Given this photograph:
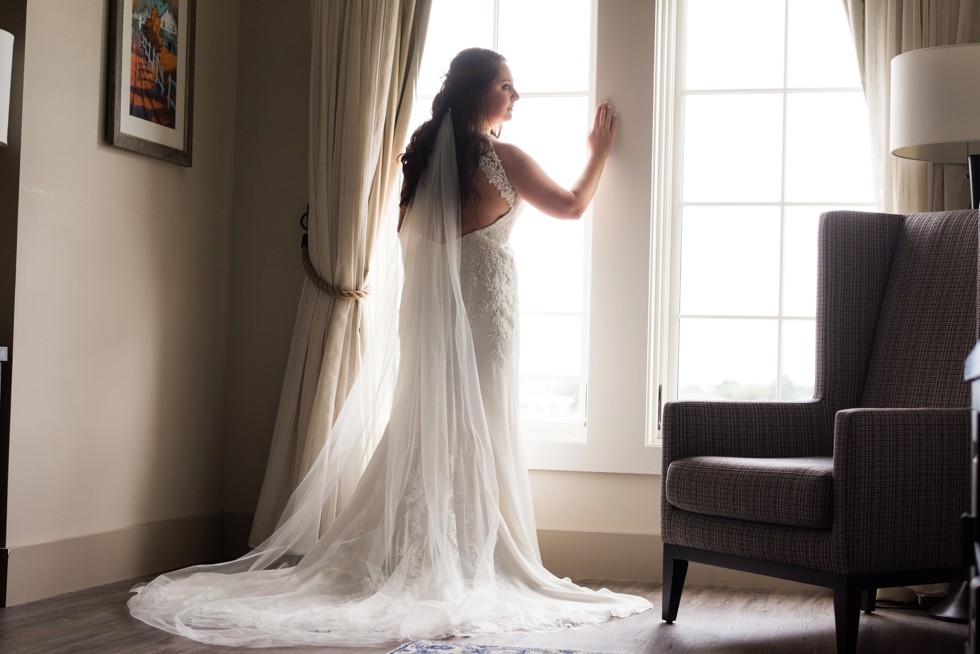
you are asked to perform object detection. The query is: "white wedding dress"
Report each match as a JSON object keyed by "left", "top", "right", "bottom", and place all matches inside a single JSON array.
[{"left": 129, "top": 115, "right": 652, "bottom": 647}]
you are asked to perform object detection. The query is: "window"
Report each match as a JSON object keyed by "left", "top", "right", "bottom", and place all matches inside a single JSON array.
[
  {"left": 414, "top": 0, "right": 594, "bottom": 436},
  {"left": 660, "top": 0, "right": 874, "bottom": 408},
  {"left": 413, "top": 0, "right": 871, "bottom": 475},
  {"left": 415, "top": 0, "right": 660, "bottom": 473}
]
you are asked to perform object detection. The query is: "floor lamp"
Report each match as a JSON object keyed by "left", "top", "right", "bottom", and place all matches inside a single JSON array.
[
  {"left": 890, "top": 43, "right": 980, "bottom": 210},
  {"left": 890, "top": 43, "right": 980, "bottom": 624}
]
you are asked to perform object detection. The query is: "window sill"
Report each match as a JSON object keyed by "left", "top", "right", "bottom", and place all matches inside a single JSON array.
[{"left": 524, "top": 439, "right": 662, "bottom": 475}]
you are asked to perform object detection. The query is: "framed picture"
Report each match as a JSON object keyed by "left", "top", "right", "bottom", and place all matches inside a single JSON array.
[{"left": 106, "top": 0, "right": 196, "bottom": 166}]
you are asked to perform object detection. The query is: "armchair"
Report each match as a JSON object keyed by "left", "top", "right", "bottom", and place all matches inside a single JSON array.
[{"left": 661, "top": 209, "right": 977, "bottom": 654}]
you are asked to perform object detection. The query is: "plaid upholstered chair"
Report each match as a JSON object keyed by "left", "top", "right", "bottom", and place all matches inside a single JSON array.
[{"left": 661, "top": 209, "right": 977, "bottom": 654}]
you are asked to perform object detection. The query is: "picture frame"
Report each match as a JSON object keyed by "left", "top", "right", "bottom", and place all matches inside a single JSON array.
[{"left": 106, "top": 0, "right": 196, "bottom": 166}]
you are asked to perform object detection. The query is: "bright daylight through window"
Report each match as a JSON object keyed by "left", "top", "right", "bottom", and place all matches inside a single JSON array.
[
  {"left": 412, "top": 0, "right": 594, "bottom": 434},
  {"left": 410, "top": 0, "right": 872, "bottom": 473},
  {"left": 667, "top": 0, "right": 874, "bottom": 405}
]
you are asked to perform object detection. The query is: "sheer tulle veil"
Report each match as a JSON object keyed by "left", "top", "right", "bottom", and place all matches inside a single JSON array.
[
  {"left": 128, "top": 112, "right": 651, "bottom": 647},
  {"left": 128, "top": 113, "right": 504, "bottom": 645}
]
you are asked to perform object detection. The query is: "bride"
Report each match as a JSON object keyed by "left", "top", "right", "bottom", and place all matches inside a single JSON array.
[{"left": 129, "top": 47, "right": 652, "bottom": 648}]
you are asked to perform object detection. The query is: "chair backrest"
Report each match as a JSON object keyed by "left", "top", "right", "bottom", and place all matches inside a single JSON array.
[
  {"left": 860, "top": 210, "right": 978, "bottom": 408},
  {"left": 815, "top": 211, "right": 905, "bottom": 411}
]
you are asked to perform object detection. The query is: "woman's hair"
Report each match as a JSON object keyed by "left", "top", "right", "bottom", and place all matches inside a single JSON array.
[{"left": 399, "top": 48, "right": 506, "bottom": 210}]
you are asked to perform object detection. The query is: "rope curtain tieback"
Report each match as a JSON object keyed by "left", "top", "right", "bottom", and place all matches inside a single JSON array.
[
  {"left": 298, "top": 206, "right": 370, "bottom": 301},
  {"left": 301, "top": 244, "right": 371, "bottom": 300}
]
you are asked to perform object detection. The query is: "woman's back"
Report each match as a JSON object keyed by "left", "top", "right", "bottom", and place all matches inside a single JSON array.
[{"left": 461, "top": 140, "right": 513, "bottom": 235}]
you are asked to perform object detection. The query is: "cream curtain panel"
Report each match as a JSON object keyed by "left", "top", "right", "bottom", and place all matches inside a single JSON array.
[
  {"left": 844, "top": 0, "right": 977, "bottom": 213},
  {"left": 249, "top": 0, "right": 431, "bottom": 546}
]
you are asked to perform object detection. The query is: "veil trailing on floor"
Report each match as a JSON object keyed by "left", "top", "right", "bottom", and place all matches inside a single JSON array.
[
  {"left": 128, "top": 114, "right": 504, "bottom": 646},
  {"left": 128, "top": 113, "right": 651, "bottom": 647}
]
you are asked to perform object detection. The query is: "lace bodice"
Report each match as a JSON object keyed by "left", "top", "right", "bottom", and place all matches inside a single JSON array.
[{"left": 461, "top": 141, "right": 523, "bottom": 365}]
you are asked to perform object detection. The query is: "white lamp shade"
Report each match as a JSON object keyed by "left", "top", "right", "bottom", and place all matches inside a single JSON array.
[
  {"left": 0, "top": 29, "right": 12, "bottom": 148},
  {"left": 890, "top": 43, "right": 980, "bottom": 162}
]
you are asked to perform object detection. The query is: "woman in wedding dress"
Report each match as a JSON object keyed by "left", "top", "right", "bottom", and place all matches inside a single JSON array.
[{"left": 128, "top": 47, "right": 652, "bottom": 648}]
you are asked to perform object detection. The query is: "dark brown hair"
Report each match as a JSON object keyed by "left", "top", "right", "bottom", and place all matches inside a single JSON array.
[{"left": 399, "top": 48, "right": 506, "bottom": 210}]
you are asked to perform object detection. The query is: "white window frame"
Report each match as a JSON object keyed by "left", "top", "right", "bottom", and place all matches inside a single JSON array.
[
  {"left": 512, "top": 2, "right": 596, "bottom": 442},
  {"left": 524, "top": 0, "right": 664, "bottom": 474},
  {"left": 533, "top": 0, "right": 873, "bottom": 474}
]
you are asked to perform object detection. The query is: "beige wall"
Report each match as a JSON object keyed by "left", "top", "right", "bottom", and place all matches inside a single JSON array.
[{"left": 5, "top": 0, "right": 239, "bottom": 603}]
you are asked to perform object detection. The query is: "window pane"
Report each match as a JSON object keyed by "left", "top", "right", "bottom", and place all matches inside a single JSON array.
[
  {"left": 506, "top": 97, "right": 590, "bottom": 427},
  {"left": 670, "top": 0, "right": 874, "bottom": 408},
  {"left": 685, "top": 0, "right": 785, "bottom": 90},
  {"left": 520, "top": 314, "right": 583, "bottom": 422},
  {"left": 513, "top": 215, "right": 584, "bottom": 314},
  {"left": 498, "top": 0, "right": 591, "bottom": 92},
  {"left": 417, "top": 0, "right": 494, "bottom": 96},
  {"left": 508, "top": 97, "right": 589, "bottom": 316},
  {"left": 505, "top": 96, "right": 590, "bottom": 188},
  {"left": 416, "top": 1, "right": 592, "bottom": 439},
  {"left": 682, "top": 94, "right": 783, "bottom": 202},
  {"left": 781, "top": 319, "right": 815, "bottom": 401},
  {"left": 677, "top": 318, "right": 778, "bottom": 400},
  {"left": 786, "top": 0, "right": 861, "bottom": 89},
  {"left": 679, "top": 206, "right": 781, "bottom": 316},
  {"left": 784, "top": 92, "right": 874, "bottom": 203},
  {"left": 782, "top": 207, "right": 819, "bottom": 318}
]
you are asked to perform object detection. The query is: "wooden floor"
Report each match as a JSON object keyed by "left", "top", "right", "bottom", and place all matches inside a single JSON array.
[{"left": 0, "top": 577, "right": 968, "bottom": 653}]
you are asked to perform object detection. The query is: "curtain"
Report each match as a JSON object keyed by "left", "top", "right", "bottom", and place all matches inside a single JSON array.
[
  {"left": 249, "top": 0, "right": 432, "bottom": 546},
  {"left": 844, "top": 0, "right": 977, "bottom": 213}
]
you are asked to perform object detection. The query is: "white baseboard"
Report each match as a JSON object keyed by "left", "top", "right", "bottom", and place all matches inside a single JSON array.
[
  {"left": 5, "top": 514, "right": 222, "bottom": 606},
  {"left": 537, "top": 529, "right": 815, "bottom": 592}
]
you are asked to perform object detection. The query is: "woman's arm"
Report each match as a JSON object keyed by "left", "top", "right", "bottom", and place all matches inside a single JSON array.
[{"left": 494, "top": 101, "right": 618, "bottom": 220}]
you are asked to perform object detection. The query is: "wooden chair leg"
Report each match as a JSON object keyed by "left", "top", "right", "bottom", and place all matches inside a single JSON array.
[
  {"left": 862, "top": 587, "right": 876, "bottom": 614},
  {"left": 662, "top": 545, "right": 689, "bottom": 624},
  {"left": 833, "top": 578, "right": 862, "bottom": 654}
]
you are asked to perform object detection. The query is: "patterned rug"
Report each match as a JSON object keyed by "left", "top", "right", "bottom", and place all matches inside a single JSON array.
[{"left": 387, "top": 642, "right": 597, "bottom": 654}]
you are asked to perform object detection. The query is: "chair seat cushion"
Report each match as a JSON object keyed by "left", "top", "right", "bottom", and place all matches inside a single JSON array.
[{"left": 665, "top": 456, "right": 834, "bottom": 529}]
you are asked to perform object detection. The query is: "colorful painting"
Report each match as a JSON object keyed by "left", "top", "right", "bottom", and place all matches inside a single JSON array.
[
  {"left": 128, "top": 0, "right": 181, "bottom": 128},
  {"left": 106, "top": 0, "right": 196, "bottom": 165}
]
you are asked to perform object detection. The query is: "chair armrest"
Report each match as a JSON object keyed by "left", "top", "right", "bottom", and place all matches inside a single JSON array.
[
  {"left": 832, "top": 407, "right": 970, "bottom": 572},
  {"left": 662, "top": 399, "right": 833, "bottom": 469}
]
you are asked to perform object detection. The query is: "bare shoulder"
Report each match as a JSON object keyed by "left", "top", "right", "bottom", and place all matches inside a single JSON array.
[
  {"left": 485, "top": 140, "right": 542, "bottom": 189},
  {"left": 487, "top": 140, "right": 525, "bottom": 169}
]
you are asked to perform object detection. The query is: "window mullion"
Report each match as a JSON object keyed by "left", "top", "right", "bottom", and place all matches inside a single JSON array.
[{"left": 776, "top": 0, "right": 790, "bottom": 400}]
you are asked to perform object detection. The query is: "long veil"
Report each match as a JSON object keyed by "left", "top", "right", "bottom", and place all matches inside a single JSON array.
[
  {"left": 128, "top": 114, "right": 503, "bottom": 646},
  {"left": 128, "top": 113, "right": 651, "bottom": 647}
]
